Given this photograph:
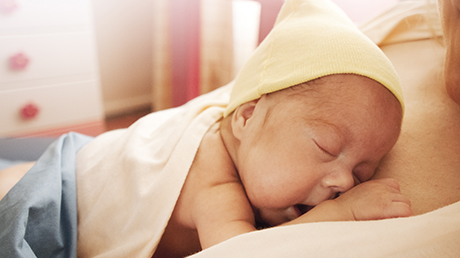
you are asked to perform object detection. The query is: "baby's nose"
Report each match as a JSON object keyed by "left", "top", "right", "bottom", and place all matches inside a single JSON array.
[{"left": 322, "top": 169, "right": 355, "bottom": 193}]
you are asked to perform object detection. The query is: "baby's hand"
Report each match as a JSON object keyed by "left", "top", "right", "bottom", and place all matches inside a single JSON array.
[{"left": 334, "top": 178, "right": 413, "bottom": 221}]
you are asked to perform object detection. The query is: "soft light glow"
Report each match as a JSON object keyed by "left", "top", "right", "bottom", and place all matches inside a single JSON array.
[{"left": 232, "top": 0, "right": 261, "bottom": 76}]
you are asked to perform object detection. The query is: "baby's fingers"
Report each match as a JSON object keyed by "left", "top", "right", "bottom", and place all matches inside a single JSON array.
[
  {"left": 382, "top": 197, "right": 413, "bottom": 218},
  {"left": 372, "top": 178, "right": 401, "bottom": 192},
  {"left": 377, "top": 180, "right": 413, "bottom": 218},
  {"left": 393, "top": 191, "right": 412, "bottom": 206}
]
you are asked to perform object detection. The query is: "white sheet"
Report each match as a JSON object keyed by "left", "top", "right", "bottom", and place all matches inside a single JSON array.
[{"left": 189, "top": 201, "right": 460, "bottom": 257}]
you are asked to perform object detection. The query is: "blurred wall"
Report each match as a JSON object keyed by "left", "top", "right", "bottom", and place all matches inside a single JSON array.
[
  {"left": 91, "top": 0, "right": 399, "bottom": 117},
  {"left": 91, "top": 0, "right": 153, "bottom": 117}
]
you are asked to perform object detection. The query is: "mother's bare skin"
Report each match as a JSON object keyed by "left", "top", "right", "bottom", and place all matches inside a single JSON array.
[{"left": 372, "top": 37, "right": 460, "bottom": 215}]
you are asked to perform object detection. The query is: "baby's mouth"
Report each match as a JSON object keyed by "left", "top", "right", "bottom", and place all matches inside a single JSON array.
[
  {"left": 255, "top": 205, "right": 314, "bottom": 228},
  {"left": 295, "top": 204, "right": 314, "bottom": 216}
]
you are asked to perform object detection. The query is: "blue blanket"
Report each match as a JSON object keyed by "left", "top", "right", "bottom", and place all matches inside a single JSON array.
[{"left": 0, "top": 133, "right": 93, "bottom": 258}]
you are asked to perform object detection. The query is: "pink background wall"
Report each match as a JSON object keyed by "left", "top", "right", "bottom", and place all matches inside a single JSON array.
[{"left": 257, "top": 0, "right": 400, "bottom": 45}]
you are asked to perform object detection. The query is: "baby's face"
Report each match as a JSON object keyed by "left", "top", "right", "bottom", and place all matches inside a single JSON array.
[{"left": 235, "top": 74, "right": 403, "bottom": 226}]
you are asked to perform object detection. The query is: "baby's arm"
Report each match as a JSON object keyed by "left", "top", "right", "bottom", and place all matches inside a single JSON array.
[
  {"left": 193, "top": 180, "right": 256, "bottom": 249},
  {"left": 188, "top": 123, "right": 256, "bottom": 249},
  {"left": 285, "top": 178, "right": 413, "bottom": 225}
]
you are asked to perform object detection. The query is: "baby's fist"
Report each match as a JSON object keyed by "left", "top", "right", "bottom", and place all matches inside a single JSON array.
[{"left": 335, "top": 178, "right": 413, "bottom": 221}]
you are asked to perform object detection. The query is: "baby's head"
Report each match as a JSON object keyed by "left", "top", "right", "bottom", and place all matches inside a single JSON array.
[{"left": 221, "top": 0, "right": 405, "bottom": 226}]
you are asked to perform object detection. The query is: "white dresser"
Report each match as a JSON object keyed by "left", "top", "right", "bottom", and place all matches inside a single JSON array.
[{"left": 0, "top": 0, "right": 104, "bottom": 137}]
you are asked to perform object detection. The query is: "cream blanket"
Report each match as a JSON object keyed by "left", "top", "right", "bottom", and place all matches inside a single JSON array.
[{"left": 76, "top": 84, "right": 230, "bottom": 257}]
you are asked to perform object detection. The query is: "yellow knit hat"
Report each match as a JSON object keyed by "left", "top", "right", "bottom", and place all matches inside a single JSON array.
[{"left": 224, "top": 0, "right": 404, "bottom": 117}]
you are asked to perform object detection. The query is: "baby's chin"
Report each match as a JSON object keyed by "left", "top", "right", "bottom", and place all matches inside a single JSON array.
[{"left": 255, "top": 205, "right": 314, "bottom": 228}]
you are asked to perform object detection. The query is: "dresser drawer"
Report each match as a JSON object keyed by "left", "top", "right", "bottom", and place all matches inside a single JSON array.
[
  {"left": 0, "top": 80, "right": 103, "bottom": 137},
  {"left": 0, "top": 0, "right": 92, "bottom": 34},
  {"left": 0, "top": 31, "right": 99, "bottom": 88}
]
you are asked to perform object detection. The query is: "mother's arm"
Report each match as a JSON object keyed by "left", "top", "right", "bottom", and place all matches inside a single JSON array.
[{"left": 440, "top": 0, "right": 460, "bottom": 105}]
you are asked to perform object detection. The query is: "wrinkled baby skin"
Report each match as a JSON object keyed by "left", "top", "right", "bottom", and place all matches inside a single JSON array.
[{"left": 225, "top": 74, "right": 410, "bottom": 226}]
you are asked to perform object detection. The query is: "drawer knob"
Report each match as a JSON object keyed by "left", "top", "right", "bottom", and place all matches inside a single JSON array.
[
  {"left": 20, "top": 103, "right": 40, "bottom": 120},
  {"left": 0, "top": 0, "right": 18, "bottom": 14},
  {"left": 9, "top": 53, "right": 29, "bottom": 70}
]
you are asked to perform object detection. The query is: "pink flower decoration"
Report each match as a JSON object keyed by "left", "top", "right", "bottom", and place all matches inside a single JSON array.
[
  {"left": 20, "top": 103, "right": 40, "bottom": 119},
  {"left": 9, "top": 53, "right": 29, "bottom": 70}
]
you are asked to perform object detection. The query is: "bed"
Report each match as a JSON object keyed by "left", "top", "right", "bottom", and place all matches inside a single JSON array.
[{"left": 0, "top": 137, "right": 57, "bottom": 170}]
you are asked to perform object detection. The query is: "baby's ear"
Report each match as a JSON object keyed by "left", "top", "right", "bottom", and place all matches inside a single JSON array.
[{"left": 232, "top": 100, "right": 257, "bottom": 140}]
